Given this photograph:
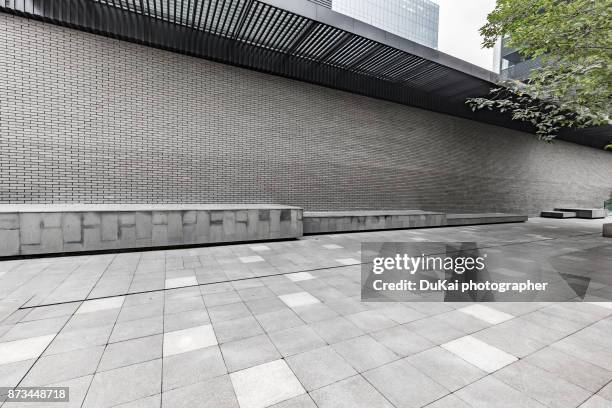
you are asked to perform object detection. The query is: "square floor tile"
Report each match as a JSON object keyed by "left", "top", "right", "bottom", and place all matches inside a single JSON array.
[
  {"left": 83, "top": 359, "right": 162, "bottom": 407},
  {"left": 98, "top": 334, "right": 162, "bottom": 372},
  {"left": 221, "top": 334, "right": 280, "bottom": 373},
  {"left": 255, "top": 309, "right": 303, "bottom": 333},
  {"left": 370, "top": 325, "right": 433, "bottom": 357},
  {"left": 278, "top": 292, "right": 320, "bottom": 308},
  {"left": 336, "top": 258, "right": 360, "bottom": 265},
  {"left": 22, "top": 345, "right": 104, "bottom": 386},
  {"left": 458, "top": 305, "right": 514, "bottom": 325},
  {"left": 163, "top": 324, "right": 217, "bottom": 357},
  {"left": 76, "top": 296, "right": 125, "bottom": 314},
  {"left": 310, "top": 375, "right": 394, "bottom": 408},
  {"left": 323, "top": 244, "right": 343, "bottom": 249},
  {"left": 230, "top": 360, "right": 305, "bottom": 408},
  {"left": 286, "top": 272, "right": 315, "bottom": 282},
  {"left": 239, "top": 256, "right": 265, "bottom": 264},
  {"left": 0, "top": 334, "right": 54, "bottom": 364},
  {"left": 310, "top": 316, "right": 365, "bottom": 344},
  {"left": 162, "top": 375, "right": 238, "bottom": 408},
  {"left": 286, "top": 346, "right": 356, "bottom": 391},
  {"left": 442, "top": 335, "right": 517, "bottom": 373},
  {"left": 213, "top": 316, "right": 263, "bottom": 344},
  {"left": 163, "top": 346, "right": 227, "bottom": 391},
  {"left": 332, "top": 335, "right": 398, "bottom": 372},
  {"left": 165, "top": 276, "right": 198, "bottom": 289},
  {"left": 363, "top": 358, "right": 449, "bottom": 408},
  {"left": 455, "top": 375, "right": 547, "bottom": 408},
  {"left": 269, "top": 325, "right": 326, "bottom": 357}
]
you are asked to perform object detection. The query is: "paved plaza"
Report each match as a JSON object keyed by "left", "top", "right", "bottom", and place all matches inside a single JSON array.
[{"left": 0, "top": 218, "right": 610, "bottom": 408}]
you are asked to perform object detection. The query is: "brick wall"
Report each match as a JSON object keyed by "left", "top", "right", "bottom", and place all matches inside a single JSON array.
[{"left": 1, "top": 14, "right": 611, "bottom": 215}]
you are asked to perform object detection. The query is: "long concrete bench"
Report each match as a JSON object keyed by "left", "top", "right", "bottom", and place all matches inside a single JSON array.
[
  {"left": 445, "top": 213, "right": 528, "bottom": 226},
  {"left": 303, "top": 210, "right": 446, "bottom": 234},
  {"left": 0, "top": 204, "right": 302, "bottom": 257},
  {"left": 554, "top": 208, "right": 607, "bottom": 219},
  {"left": 541, "top": 211, "right": 577, "bottom": 219}
]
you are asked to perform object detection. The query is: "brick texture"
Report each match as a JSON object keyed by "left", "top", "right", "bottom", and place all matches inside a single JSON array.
[{"left": 1, "top": 14, "right": 611, "bottom": 215}]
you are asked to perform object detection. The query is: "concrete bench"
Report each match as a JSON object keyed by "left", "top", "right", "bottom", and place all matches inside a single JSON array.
[
  {"left": 445, "top": 213, "right": 528, "bottom": 226},
  {"left": 554, "top": 208, "right": 607, "bottom": 219},
  {"left": 0, "top": 204, "right": 302, "bottom": 257},
  {"left": 604, "top": 224, "right": 612, "bottom": 238},
  {"left": 541, "top": 211, "right": 577, "bottom": 219},
  {"left": 303, "top": 210, "right": 446, "bottom": 234}
]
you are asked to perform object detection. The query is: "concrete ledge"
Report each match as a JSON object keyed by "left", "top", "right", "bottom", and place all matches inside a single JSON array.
[
  {"left": 0, "top": 204, "right": 303, "bottom": 257},
  {"left": 554, "top": 208, "right": 607, "bottom": 219},
  {"left": 446, "top": 213, "right": 528, "bottom": 226},
  {"left": 604, "top": 224, "right": 612, "bottom": 238},
  {"left": 541, "top": 211, "right": 577, "bottom": 219},
  {"left": 304, "top": 210, "right": 447, "bottom": 234}
]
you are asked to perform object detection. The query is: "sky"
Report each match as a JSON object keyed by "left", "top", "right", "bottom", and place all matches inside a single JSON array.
[{"left": 431, "top": 0, "right": 498, "bottom": 72}]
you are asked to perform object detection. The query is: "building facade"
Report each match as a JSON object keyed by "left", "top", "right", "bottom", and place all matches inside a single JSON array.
[
  {"left": 499, "top": 36, "right": 541, "bottom": 80},
  {"left": 1, "top": 11, "right": 610, "bottom": 216},
  {"left": 331, "top": 0, "right": 439, "bottom": 49}
]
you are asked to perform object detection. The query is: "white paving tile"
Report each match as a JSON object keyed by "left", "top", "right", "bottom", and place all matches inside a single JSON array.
[
  {"left": 165, "top": 276, "right": 198, "bottom": 289},
  {"left": 286, "top": 272, "right": 315, "bottom": 282},
  {"left": 0, "top": 334, "right": 55, "bottom": 364},
  {"left": 163, "top": 324, "right": 218, "bottom": 357},
  {"left": 230, "top": 359, "right": 305, "bottom": 408},
  {"left": 442, "top": 335, "right": 517, "bottom": 373},
  {"left": 240, "top": 256, "right": 265, "bottom": 264},
  {"left": 279, "top": 292, "right": 320, "bottom": 308},
  {"left": 459, "top": 305, "right": 514, "bottom": 325},
  {"left": 249, "top": 245, "right": 271, "bottom": 252},
  {"left": 76, "top": 296, "right": 125, "bottom": 314},
  {"left": 335, "top": 258, "right": 360, "bottom": 266},
  {"left": 323, "top": 244, "right": 343, "bottom": 249}
]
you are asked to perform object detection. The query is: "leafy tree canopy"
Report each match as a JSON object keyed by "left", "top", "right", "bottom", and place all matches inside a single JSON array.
[{"left": 467, "top": 0, "right": 611, "bottom": 143}]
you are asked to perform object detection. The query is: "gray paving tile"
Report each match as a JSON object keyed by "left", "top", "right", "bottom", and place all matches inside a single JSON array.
[
  {"left": 404, "top": 317, "right": 466, "bottom": 345},
  {"left": 4, "top": 374, "right": 94, "bottom": 408},
  {"left": 83, "top": 359, "right": 162, "bottom": 407},
  {"left": 425, "top": 394, "right": 473, "bottom": 408},
  {"left": 286, "top": 345, "right": 356, "bottom": 391},
  {"left": 230, "top": 360, "right": 305, "bottom": 408},
  {"left": 45, "top": 325, "right": 113, "bottom": 355},
  {"left": 162, "top": 374, "right": 238, "bottom": 408},
  {"left": 220, "top": 334, "right": 281, "bottom": 373},
  {"left": 208, "top": 302, "right": 252, "bottom": 323},
  {"left": 98, "top": 334, "right": 162, "bottom": 372},
  {"left": 374, "top": 304, "right": 426, "bottom": 324},
  {"left": 310, "top": 375, "right": 394, "bottom": 408},
  {"left": 455, "top": 375, "right": 547, "bottom": 408},
  {"left": 310, "top": 316, "right": 365, "bottom": 344},
  {"left": 213, "top": 316, "right": 263, "bottom": 344},
  {"left": 114, "top": 394, "right": 160, "bottom": 408},
  {"left": 110, "top": 316, "right": 163, "bottom": 343},
  {"left": 597, "top": 381, "right": 612, "bottom": 401},
  {"left": 255, "top": 309, "right": 303, "bottom": 333},
  {"left": 370, "top": 325, "right": 434, "bottom": 357},
  {"left": 525, "top": 346, "right": 612, "bottom": 392},
  {"left": 21, "top": 345, "right": 104, "bottom": 386},
  {"left": 332, "top": 335, "right": 398, "bottom": 372},
  {"left": 279, "top": 292, "right": 321, "bottom": 308},
  {"left": 292, "top": 303, "right": 339, "bottom": 323},
  {"left": 0, "top": 358, "right": 36, "bottom": 388},
  {"left": 345, "top": 310, "right": 397, "bottom": 333},
  {"left": 163, "top": 309, "right": 210, "bottom": 332},
  {"left": 364, "top": 358, "right": 449, "bottom": 408},
  {"left": 494, "top": 360, "right": 593, "bottom": 408},
  {"left": 268, "top": 325, "right": 326, "bottom": 357},
  {"left": 162, "top": 346, "right": 227, "bottom": 391},
  {"left": 76, "top": 296, "right": 125, "bottom": 314},
  {"left": 406, "top": 347, "right": 487, "bottom": 391},
  {"left": 580, "top": 395, "right": 612, "bottom": 408}
]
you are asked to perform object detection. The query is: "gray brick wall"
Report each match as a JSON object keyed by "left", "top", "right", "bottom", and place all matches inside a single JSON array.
[{"left": 1, "top": 14, "right": 611, "bottom": 215}]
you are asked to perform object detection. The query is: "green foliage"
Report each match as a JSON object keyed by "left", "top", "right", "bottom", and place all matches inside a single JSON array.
[
  {"left": 605, "top": 142, "right": 612, "bottom": 151},
  {"left": 467, "top": 0, "right": 611, "bottom": 143}
]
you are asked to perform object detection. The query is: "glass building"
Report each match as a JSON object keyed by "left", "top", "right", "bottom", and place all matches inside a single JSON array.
[
  {"left": 499, "top": 36, "right": 541, "bottom": 79},
  {"left": 331, "top": 0, "right": 439, "bottom": 49}
]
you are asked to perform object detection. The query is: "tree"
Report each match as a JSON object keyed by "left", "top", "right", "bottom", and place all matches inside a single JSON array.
[{"left": 467, "top": 0, "right": 611, "bottom": 143}]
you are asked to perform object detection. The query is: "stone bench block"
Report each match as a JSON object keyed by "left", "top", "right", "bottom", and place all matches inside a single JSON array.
[
  {"left": 554, "top": 208, "right": 607, "bottom": 219},
  {"left": 604, "top": 224, "right": 612, "bottom": 238},
  {"left": 541, "top": 211, "right": 576, "bottom": 219},
  {"left": 0, "top": 204, "right": 302, "bottom": 256}
]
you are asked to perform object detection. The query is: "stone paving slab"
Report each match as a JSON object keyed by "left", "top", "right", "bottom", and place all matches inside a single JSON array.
[{"left": 0, "top": 217, "right": 610, "bottom": 407}]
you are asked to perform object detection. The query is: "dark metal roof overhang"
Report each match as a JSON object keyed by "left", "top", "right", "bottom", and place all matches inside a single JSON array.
[{"left": 1, "top": 0, "right": 610, "bottom": 149}]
